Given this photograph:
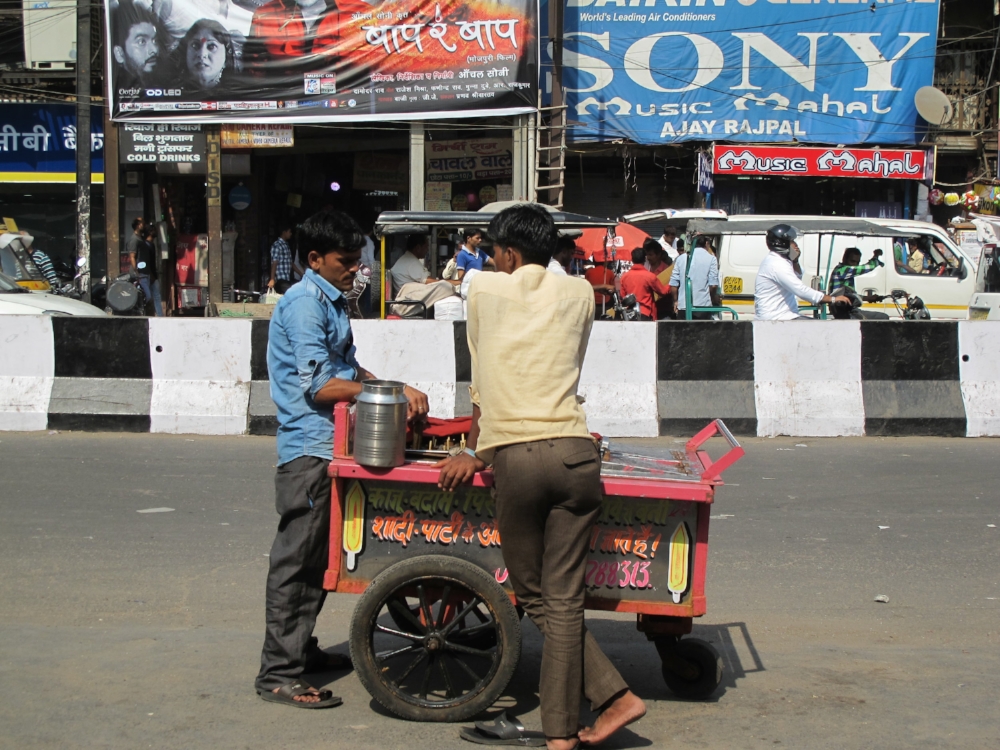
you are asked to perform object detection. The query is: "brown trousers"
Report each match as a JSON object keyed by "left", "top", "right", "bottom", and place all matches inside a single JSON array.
[{"left": 493, "top": 437, "right": 628, "bottom": 738}]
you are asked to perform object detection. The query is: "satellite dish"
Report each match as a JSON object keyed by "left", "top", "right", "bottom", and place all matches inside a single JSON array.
[{"left": 914, "top": 86, "right": 953, "bottom": 125}]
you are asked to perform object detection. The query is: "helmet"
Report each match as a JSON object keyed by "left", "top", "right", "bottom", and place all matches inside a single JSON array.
[{"left": 766, "top": 224, "right": 798, "bottom": 253}]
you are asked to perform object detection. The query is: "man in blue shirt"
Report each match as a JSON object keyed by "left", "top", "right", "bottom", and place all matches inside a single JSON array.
[
  {"left": 669, "top": 236, "right": 721, "bottom": 320},
  {"left": 256, "top": 210, "right": 428, "bottom": 709},
  {"left": 455, "top": 227, "right": 495, "bottom": 280}
]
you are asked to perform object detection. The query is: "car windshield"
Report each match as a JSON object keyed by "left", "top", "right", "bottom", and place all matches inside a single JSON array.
[{"left": 0, "top": 271, "right": 28, "bottom": 292}]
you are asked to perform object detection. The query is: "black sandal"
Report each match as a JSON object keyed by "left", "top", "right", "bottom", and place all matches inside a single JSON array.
[
  {"left": 459, "top": 712, "right": 546, "bottom": 746},
  {"left": 259, "top": 680, "right": 342, "bottom": 709}
]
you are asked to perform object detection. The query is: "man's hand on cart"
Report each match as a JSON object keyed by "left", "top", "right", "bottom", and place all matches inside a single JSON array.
[
  {"left": 434, "top": 452, "right": 486, "bottom": 492},
  {"left": 403, "top": 385, "right": 429, "bottom": 420}
]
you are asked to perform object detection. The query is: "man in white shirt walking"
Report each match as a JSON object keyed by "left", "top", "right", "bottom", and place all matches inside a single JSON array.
[
  {"left": 755, "top": 224, "right": 849, "bottom": 321},
  {"left": 670, "top": 236, "right": 720, "bottom": 320}
]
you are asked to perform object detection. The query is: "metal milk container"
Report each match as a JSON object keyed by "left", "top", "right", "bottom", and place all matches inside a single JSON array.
[{"left": 353, "top": 380, "right": 408, "bottom": 467}]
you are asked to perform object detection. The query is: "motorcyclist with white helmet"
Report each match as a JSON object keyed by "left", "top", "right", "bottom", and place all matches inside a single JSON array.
[{"left": 754, "top": 224, "right": 850, "bottom": 320}]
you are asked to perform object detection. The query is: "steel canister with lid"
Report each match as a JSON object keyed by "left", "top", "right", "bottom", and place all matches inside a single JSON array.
[{"left": 353, "top": 380, "right": 408, "bottom": 467}]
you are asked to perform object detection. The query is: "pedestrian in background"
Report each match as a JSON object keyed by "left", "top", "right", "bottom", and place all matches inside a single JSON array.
[
  {"left": 585, "top": 259, "right": 616, "bottom": 319},
  {"left": 658, "top": 226, "right": 678, "bottom": 260},
  {"left": 125, "top": 217, "right": 145, "bottom": 277},
  {"left": 139, "top": 226, "right": 164, "bottom": 317},
  {"left": 548, "top": 235, "right": 577, "bottom": 275},
  {"left": 268, "top": 224, "right": 302, "bottom": 294},
  {"left": 24, "top": 234, "right": 59, "bottom": 288},
  {"left": 670, "top": 236, "right": 720, "bottom": 320},
  {"left": 643, "top": 238, "right": 674, "bottom": 319},
  {"left": 620, "top": 247, "right": 670, "bottom": 320},
  {"left": 455, "top": 228, "right": 495, "bottom": 280}
]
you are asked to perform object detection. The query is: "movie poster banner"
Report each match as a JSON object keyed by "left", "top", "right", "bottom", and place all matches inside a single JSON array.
[
  {"left": 557, "top": 0, "right": 941, "bottom": 145},
  {"left": 104, "top": 0, "right": 537, "bottom": 123}
]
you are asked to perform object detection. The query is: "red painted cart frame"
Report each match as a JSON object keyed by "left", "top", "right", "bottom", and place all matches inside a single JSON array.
[{"left": 323, "top": 403, "right": 743, "bottom": 629}]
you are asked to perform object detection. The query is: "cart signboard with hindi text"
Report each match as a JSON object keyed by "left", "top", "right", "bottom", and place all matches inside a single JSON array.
[
  {"left": 336, "top": 479, "right": 697, "bottom": 609},
  {"left": 104, "top": 0, "right": 537, "bottom": 123}
]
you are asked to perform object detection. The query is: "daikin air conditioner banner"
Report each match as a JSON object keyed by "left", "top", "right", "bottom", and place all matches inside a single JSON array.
[{"left": 558, "top": 0, "right": 941, "bottom": 144}]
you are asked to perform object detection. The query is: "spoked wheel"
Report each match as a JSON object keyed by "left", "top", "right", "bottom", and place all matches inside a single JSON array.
[{"left": 350, "top": 555, "right": 521, "bottom": 722}]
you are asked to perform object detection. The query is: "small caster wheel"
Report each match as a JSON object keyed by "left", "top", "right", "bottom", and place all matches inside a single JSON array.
[{"left": 656, "top": 637, "right": 723, "bottom": 700}]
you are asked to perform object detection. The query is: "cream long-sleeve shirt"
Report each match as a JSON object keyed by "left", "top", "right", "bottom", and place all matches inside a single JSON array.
[{"left": 467, "top": 264, "right": 595, "bottom": 463}]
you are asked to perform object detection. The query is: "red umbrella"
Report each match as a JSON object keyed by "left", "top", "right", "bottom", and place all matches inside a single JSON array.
[{"left": 576, "top": 223, "right": 652, "bottom": 262}]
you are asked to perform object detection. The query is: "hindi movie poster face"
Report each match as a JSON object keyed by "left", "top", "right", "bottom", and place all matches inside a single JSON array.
[{"left": 105, "top": 0, "right": 538, "bottom": 122}]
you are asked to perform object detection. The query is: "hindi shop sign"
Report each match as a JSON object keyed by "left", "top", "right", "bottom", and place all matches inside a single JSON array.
[
  {"left": 0, "top": 104, "right": 105, "bottom": 182},
  {"left": 104, "top": 0, "right": 537, "bottom": 124},
  {"left": 120, "top": 124, "right": 206, "bottom": 168},
  {"left": 712, "top": 145, "right": 933, "bottom": 181},
  {"left": 221, "top": 124, "right": 294, "bottom": 148},
  {"left": 425, "top": 137, "right": 513, "bottom": 182},
  {"left": 556, "top": 0, "right": 941, "bottom": 145}
]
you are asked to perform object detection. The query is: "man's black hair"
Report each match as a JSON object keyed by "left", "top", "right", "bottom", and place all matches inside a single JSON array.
[
  {"left": 279, "top": 223, "right": 294, "bottom": 235},
  {"left": 695, "top": 235, "right": 711, "bottom": 249},
  {"left": 406, "top": 233, "right": 428, "bottom": 251},
  {"left": 630, "top": 247, "right": 646, "bottom": 265},
  {"left": 487, "top": 203, "right": 556, "bottom": 267},
  {"left": 556, "top": 234, "right": 576, "bottom": 253},
  {"left": 297, "top": 210, "right": 364, "bottom": 262},
  {"left": 842, "top": 247, "right": 862, "bottom": 263},
  {"left": 113, "top": 0, "right": 159, "bottom": 52},
  {"left": 662, "top": 225, "right": 677, "bottom": 236},
  {"left": 462, "top": 227, "right": 483, "bottom": 241},
  {"left": 132, "top": 217, "right": 144, "bottom": 230},
  {"left": 642, "top": 238, "right": 661, "bottom": 255}
]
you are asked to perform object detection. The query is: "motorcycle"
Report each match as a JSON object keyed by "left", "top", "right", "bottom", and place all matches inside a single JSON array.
[
  {"left": 105, "top": 262, "right": 147, "bottom": 315},
  {"left": 860, "top": 288, "right": 930, "bottom": 320},
  {"left": 601, "top": 291, "right": 641, "bottom": 321}
]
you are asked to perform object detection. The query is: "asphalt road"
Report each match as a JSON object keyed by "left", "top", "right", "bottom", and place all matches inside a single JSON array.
[{"left": 0, "top": 431, "right": 997, "bottom": 750}]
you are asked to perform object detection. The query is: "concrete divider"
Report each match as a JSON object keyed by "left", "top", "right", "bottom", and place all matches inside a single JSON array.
[
  {"left": 0, "top": 316, "right": 53, "bottom": 432},
  {"left": 753, "top": 320, "right": 865, "bottom": 437},
  {"left": 148, "top": 319, "right": 251, "bottom": 435},
  {"left": 657, "top": 321, "right": 756, "bottom": 437},
  {"left": 0, "top": 316, "right": 995, "bottom": 438},
  {"left": 580, "top": 321, "right": 658, "bottom": 438},
  {"left": 958, "top": 321, "right": 1000, "bottom": 437},
  {"left": 860, "top": 322, "right": 966, "bottom": 437}
]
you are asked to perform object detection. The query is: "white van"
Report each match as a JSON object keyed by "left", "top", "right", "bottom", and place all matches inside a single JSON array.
[{"left": 689, "top": 215, "right": 975, "bottom": 320}]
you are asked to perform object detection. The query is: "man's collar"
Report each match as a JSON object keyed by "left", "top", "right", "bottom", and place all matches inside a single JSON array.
[{"left": 304, "top": 268, "right": 345, "bottom": 302}]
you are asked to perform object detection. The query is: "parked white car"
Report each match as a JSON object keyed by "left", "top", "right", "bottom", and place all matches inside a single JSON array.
[{"left": 0, "top": 272, "right": 107, "bottom": 316}]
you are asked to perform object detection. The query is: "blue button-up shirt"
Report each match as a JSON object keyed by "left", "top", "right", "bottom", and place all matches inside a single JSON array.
[{"left": 268, "top": 269, "right": 360, "bottom": 465}]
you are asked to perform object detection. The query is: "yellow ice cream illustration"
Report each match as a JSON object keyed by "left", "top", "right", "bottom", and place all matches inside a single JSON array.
[
  {"left": 667, "top": 522, "right": 690, "bottom": 603},
  {"left": 343, "top": 481, "right": 366, "bottom": 571}
]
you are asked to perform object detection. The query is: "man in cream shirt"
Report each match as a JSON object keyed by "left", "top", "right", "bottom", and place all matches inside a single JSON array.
[{"left": 436, "top": 204, "right": 645, "bottom": 750}]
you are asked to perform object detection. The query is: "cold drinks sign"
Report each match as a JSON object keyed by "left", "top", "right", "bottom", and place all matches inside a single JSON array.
[{"left": 560, "top": 0, "right": 941, "bottom": 145}]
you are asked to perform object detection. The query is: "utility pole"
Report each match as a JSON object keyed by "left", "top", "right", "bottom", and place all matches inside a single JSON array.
[{"left": 76, "top": 0, "right": 91, "bottom": 302}]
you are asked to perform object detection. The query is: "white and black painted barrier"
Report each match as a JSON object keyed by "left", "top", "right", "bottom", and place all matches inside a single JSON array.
[{"left": 1, "top": 317, "right": 998, "bottom": 438}]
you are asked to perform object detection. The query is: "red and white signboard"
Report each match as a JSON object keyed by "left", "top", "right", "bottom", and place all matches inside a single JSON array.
[{"left": 712, "top": 145, "right": 932, "bottom": 181}]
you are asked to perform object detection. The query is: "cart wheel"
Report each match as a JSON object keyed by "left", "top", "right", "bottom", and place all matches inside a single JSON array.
[
  {"left": 656, "top": 637, "right": 723, "bottom": 700},
  {"left": 350, "top": 555, "right": 521, "bottom": 722},
  {"left": 388, "top": 596, "right": 523, "bottom": 652}
]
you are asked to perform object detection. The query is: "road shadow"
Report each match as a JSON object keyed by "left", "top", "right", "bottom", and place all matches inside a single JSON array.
[{"left": 681, "top": 621, "right": 766, "bottom": 701}]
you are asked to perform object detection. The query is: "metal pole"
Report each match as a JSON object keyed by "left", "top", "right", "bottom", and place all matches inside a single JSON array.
[
  {"left": 206, "top": 125, "right": 223, "bottom": 306},
  {"left": 75, "top": 0, "right": 91, "bottom": 302},
  {"left": 527, "top": 112, "right": 536, "bottom": 202},
  {"left": 103, "top": 108, "right": 119, "bottom": 290}
]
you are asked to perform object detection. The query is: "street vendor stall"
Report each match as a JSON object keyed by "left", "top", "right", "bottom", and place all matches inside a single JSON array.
[{"left": 325, "top": 412, "right": 743, "bottom": 720}]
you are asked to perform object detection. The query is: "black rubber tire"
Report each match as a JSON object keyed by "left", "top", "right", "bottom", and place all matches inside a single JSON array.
[
  {"left": 350, "top": 555, "right": 521, "bottom": 722},
  {"left": 659, "top": 637, "right": 723, "bottom": 700}
]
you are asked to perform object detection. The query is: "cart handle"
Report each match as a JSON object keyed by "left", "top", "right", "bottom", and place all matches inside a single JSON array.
[{"left": 686, "top": 419, "right": 745, "bottom": 482}]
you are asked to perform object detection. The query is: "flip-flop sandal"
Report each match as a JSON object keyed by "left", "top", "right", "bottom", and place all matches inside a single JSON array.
[
  {"left": 459, "top": 712, "right": 546, "bottom": 746},
  {"left": 259, "top": 680, "right": 343, "bottom": 709},
  {"left": 304, "top": 651, "right": 353, "bottom": 672}
]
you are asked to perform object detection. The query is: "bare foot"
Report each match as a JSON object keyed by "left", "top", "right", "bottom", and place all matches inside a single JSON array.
[
  {"left": 273, "top": 685, "right": 323, "bottom": 704},
  {"left": 546, "top": 737, "right": 579, "bottom": 750},
  {"left": 578, "top": 690, "right": 646, "bottom": 746}
]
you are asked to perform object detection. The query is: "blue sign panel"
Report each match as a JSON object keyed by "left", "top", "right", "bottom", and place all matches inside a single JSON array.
[
  {"left": 0, "top": 104, "right": 105, "bottom": 179},
  {"left": 556, "top": 0, "right": 941, "bottom": 145}
]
